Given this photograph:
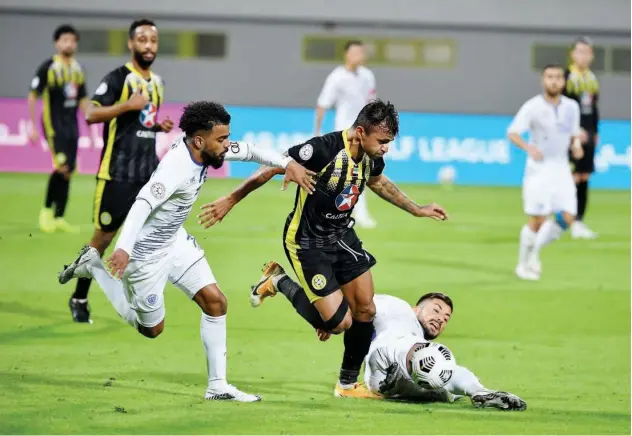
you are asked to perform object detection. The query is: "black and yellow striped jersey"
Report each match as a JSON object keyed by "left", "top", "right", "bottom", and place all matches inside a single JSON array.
[
  {"left": 284, "top": 130, "right": 385, "bottom": 249},
  {"left": 29, "top": 55, "right": 87, "bottom": 140},
  {"left": 564, "top": 65, "right": 599, "bottom": 133},
  {"left": 91, "top": 62, "right": 165, "bottom": 183}
]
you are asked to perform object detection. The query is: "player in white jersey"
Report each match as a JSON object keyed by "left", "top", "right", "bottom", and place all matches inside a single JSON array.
[
  {"left": 315, "top": 40, "right": 378, "bottom": 229},
  {"left": 57, "top": 101, "right": 316, "bottom": 402},
  {"left": 248, "top": 265, "right": 526, "bottom": 410},
  {"left": 508, "top": 64, "right": 584, "bottom": 281}
]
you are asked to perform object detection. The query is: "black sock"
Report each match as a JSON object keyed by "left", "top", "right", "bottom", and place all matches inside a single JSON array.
[
  {"left": 54, "top": 176, "right": 70, "bottom": 218},
  {"left": 44, "top": 172, "right": 62, "bottom": 209},
  {"left": 277, "top": 276, "right": 326, "bottom": 330},
  {"left": 576, "top": 180, "right": 588, "bottom": 221},
  {"left": 339, "top": 320, "right": 375, "bottom": 385},
  {"left": 72, "top": 277, "right": 92, "bottom": 300}
]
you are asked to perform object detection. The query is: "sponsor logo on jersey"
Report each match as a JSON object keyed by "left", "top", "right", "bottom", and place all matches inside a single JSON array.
[
  {"left": 335, "top": 184, "right": 360, "bottom": 211},
  {"left": 64, "top": 83, "right": 78, "bottom": 99},
  {"left": 136, "top": 130, "right": 156, "bottom": 139},
  {"left": 325, "top": 212, "right": 349, "bottom": 220},
  {"left": 140, "top": 102, "right": 157, "bottom": 128}
]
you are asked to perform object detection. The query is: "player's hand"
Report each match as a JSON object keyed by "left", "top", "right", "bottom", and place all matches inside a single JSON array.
[
  {"left": 579, "top": 128, "right": 590, "bottom": 144},
  {"left": 158, "top": 116, "right": 174, "bottom": 133},
  {"left": 571, "top": 144, "right": 584, "bottom": 160},
  {"left": 526, "top": 145, "right": 543, "bottom": 161},
  {"left": 198, "top": 196, "right": 236, "bottom": 228},
  {"left": 416, "top": 203, "right": 448, "bottom": 221},
  {"left": 378, "top": 362, "right": 400, "bottom": 395},
  {"left": 126, "top": 90, "right": 149, "bottom": 111},
  {"left": 281, "top": 160, "right": 317, "bottom": 194},
  {"left": 107, "top": 249, "right": 130, "bottom": 279},
  {"left": 315, "top": 328, "right": 331, "bottom": 342}
]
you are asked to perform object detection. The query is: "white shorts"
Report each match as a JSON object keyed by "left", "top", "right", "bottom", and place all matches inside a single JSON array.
[
  {"left": 122, "top": 230, "right": 216, "bottom": 327},
  {"left": 522, "top": 161, "right": 577, "bottom": 216}
]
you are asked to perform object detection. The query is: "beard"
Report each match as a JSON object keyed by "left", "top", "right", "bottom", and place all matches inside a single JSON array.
[
  {"left": 420, "top": 322, "right": 438, "bottom": 340},
  {"left": 133, "top": 50, "right": 156, "bottom": 69},
  {"left": 61, "top": 48, "right": 75, "bottom": 57},
  {"left": 201, "top": 149, "right": 225, "bottom": 169},
  {"left": 545, "top": 88, "right": 562, "bottom": 98}
]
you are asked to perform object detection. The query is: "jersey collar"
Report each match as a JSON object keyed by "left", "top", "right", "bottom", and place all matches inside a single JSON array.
[{"left": 126, "top": 61, "right": 152, "bottom": 81}]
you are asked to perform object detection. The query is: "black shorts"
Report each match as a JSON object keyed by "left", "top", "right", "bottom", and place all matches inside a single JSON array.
[
  {"left": 283, "top": 229, "right": 377, "bottom": 303},
  {"left": 93, "top": 179, "right": 145, "bottom": 232},
  {"left": 570, "top": 136, "right": 596, "bottom": 174},
  {"left": 47, "top": 134, "right": 78, "bottom": 171}
]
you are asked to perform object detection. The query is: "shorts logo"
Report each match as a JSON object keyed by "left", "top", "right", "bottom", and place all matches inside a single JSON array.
[
  {"left": 146, "top": 294, "right": 158, "bottom": 307},
  {"left": 335, "top": 185, "right": 360, "bottom": 211},
  {"left": 95, "top": 82, "right": 108, "bottom": 96},
  {"left": 150, "top": 182, "right": 166, "bottom": 200},
  {"left": 311, "top": 274, "right": 327, "bottom": 291},
  {"left": 100, "top": 212, "right": 112, "bottom": 226},
  {"left": 54, "top": 152, "right": 67, "bottom": 166},
  {"left": 139, "top": 103, "right": 157, "bottom": 128},
  {"left": 299, "top": 144, "right": 313, "bottom": 161}
]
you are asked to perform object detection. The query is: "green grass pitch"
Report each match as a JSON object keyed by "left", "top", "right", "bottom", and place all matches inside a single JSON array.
[{"left": 0, "top": 172, "right": 629, "bottom": 434}]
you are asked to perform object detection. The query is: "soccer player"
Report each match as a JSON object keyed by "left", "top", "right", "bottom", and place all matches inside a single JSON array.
[
  {"left": 508, "top": 64, "right": 584, "bottom": 281},
  {"left": 564, "top": 37, "right": 600, "bottom": 239},
  {"left": 199, "top": 100, "right": 448, "bottom": 397},
  {"left": 68, "top": 18, "right": 174, "bottom": 323},
  {"left": 58, "top": 101, "right": 315, "bottom": 401},
  {"left": 315, "top": 40, "right": 378, "bottom": 229},
  {"left": 29, "top": 24, "right": 89, "bottom": 234}
]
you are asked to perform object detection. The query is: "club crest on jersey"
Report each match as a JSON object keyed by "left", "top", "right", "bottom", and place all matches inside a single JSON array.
[
  {"left": 64, "top": 83, "right": 78, "bottom": 99},
  {"left": 150, "top": 182, "right": 166, "bottom": 199},
  {"left": 140, "top": 103, "right": 157, "bottom": 128},
  {"left": 299, "top": 144, "right": 313, "bottom": 160},
  {"left": 335, "top": 185, "right": 360, "bottom": 211}
]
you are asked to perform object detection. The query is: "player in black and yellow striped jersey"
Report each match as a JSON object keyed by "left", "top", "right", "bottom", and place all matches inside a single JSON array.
[
  {"left": 68, "top": 18, "right": 174, "bottom": 323},
  {"left": 563, "top": 37, "right": 600, "bottom": 239},
  {"left": 28, "top": 25, "right": 89, "bottom": 234},
  {"left": 200, "top": 100, "right": 449, "bottom": 397}
]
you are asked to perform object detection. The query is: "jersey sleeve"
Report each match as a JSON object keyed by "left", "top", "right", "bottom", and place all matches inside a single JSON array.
[
  {"left": 91, "top": 70, "right": 123, "bottom": 107},
  {"left": 224, "top": 141, "right": 292, "bottom": 168},
  {"left": 507, "top": 100, "right": 532, "bottom": 135},
  {"left": 316, "top": 70, "right": 340, "bottom": 109},
  {"left": 286, "top": 134, "right": 337, "bottom": 172},
  {"left": 571, "top": 100, "right": 581, "bottom": 137},
  {"left": 370, "top": 158, "right": 385, "bottom": 177},
  {"left": 78, "top": 67, "right": 88, "bottom": 100},
  {"left": 135, "top": 155, "right": 186, "bottom": 211},
  {"left": 29, "top": 60, "right": 51, "bottom": 96}
]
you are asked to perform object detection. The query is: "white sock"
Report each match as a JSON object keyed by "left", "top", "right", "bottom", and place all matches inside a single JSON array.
[
  {"left": 201, "top": 313, "right": 227, "bottom": 390},
  {"left": 87, "top": 262, "right": 137, "bottom": 327},
  {"left": 518, "top": 225, "right": 537, "bottom": 265},
  {"left": 354, "top": 194, "right": 371, "bottom": 220},
  {"left": 534, "top": 219, "right": 564, "bottom": 254},
  {"left": 445, "top": 365, "right": 486, "bottom": 397}
]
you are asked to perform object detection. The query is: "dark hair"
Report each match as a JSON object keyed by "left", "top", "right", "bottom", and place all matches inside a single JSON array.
[
  {"left": 573, "top": 36, "right": 594, "bottom": 48},
  {"left": 416, "top": 292, "right": 454, "bottom": 312},
  {"left": 352, "top": 99, "right": 399, "bottom": 137},
  {"left": 54, "top": 24, "right": 78, "bottom": 42},
  {"left": 542, "top": 63, "right": 565, "bottom": 73},
  {"left": 179, "top": 101, "right": 231, "bottom": 137},
  {"left": 344, "top": 40, "right": 364, "bottom": 52},
  {"left": 129, "top": 18, "right": 157, "bottom": 39}
]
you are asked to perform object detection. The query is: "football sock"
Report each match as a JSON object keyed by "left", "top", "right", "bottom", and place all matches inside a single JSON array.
[
  {"left": 276, "top": 276, "right": 326, "bottom": 330},
  {"left": 339, "top": 320, "right": 374, "bottom": 386},
  {"left": 201, "top": 313, "right": 228, "bottom": 390},
  {"left": 518, "top": 225, "right": 537, "bottom": 265}
]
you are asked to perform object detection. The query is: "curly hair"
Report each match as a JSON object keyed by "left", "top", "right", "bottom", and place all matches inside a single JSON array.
[{"left": 178, "top": 101, "right": 231, "bottom": 137}]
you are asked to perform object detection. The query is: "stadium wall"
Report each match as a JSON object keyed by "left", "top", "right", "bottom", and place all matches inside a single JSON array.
[
  {"left": 1, "top": 98, "right": 629, "bottom": 189},
  {"left": 0, "top": 13, "right": 629, "bottom": 119}
]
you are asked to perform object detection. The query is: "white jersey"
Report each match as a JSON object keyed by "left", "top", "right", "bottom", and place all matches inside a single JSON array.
[
  {"left": 507, "top": 94, "right": 581, "bottom": 164},
  {"left": 317, "top": 65, "right": 376, "bottom": 131},
  {"left": 130, "top": 137, "right": 286, "bottom": 261}
]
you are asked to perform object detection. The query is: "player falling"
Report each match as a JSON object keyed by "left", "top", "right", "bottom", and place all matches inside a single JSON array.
[
  {"left": 508, "top": 64, "right": 584, "bottom": 281},
  {"left": 29, "top": 25, "right": 90, "bottom": 234},
  {"left": 199, "top": 100, "right": 448, "bottom": 398},
  {"left": 58, "top": 101, "right": 315, "bottom": 401}
]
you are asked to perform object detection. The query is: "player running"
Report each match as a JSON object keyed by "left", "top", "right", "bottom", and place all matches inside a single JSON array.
[
  {"left": 248, "top": 268, "right": 526, "bottom": 410},
  {"left": 199, "top": 100, "right": 448, "bottom": 398},
  {"left": 58, "top": 101, "right": 315, "bottom": 402},
  {"left": 69, "top": 18, "right": 174, "bottom": 323},
  {"left": 508, "top": 64, "right": 583, "bottom": 281},
  {"left": 29, "top": 24, "right": 90, "bottom": 234}
]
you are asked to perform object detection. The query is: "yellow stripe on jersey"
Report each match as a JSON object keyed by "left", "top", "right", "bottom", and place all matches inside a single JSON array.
[
  {"left": 97, "top": 82, "right": 130, "bottom": 180},
  {"left": 284, "top": 189, "right": 321, "bottom": 302},
  {"left": 93, "top": 179, "right": 107, "bottom": 230}
]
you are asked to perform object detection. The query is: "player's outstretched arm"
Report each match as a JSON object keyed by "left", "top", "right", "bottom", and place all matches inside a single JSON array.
[
  {"left": 198, "top": 165, "right": 284, "bottom": 228},
  {"left": 367, "top": 174, "right": 448, "bottom": 220}
]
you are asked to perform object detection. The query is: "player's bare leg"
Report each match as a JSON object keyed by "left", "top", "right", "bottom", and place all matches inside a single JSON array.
[
  {"left": 69, "top": 229, "right": 116, "bottom": 323},
  {"left": 195, "top": 284, "right": 261, "bottom": 402}
]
